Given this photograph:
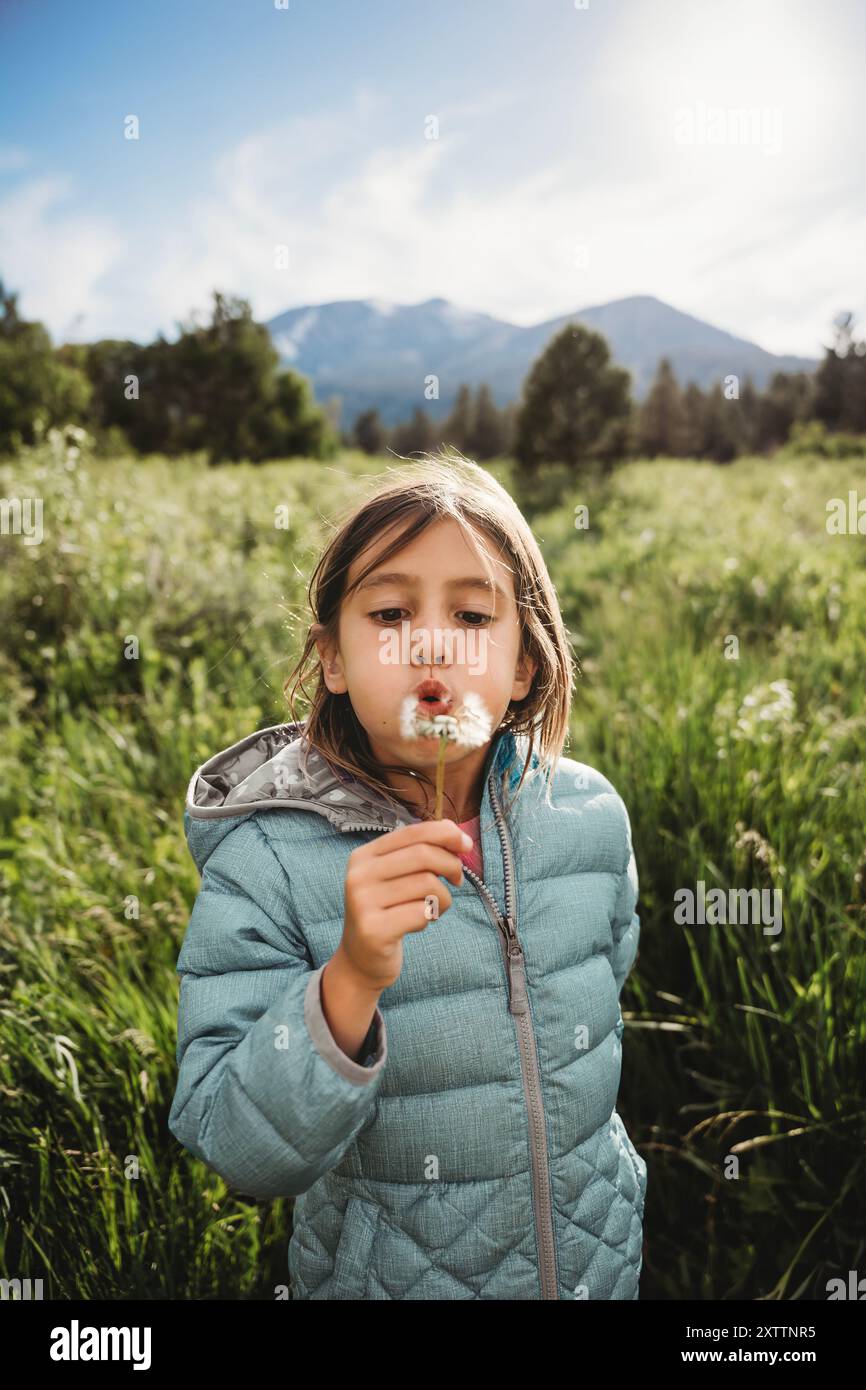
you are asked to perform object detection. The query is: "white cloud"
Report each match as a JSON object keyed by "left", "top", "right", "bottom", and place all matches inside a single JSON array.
[
  {"left": 0, "top": 172, "right": 124, "bottom": 340},
  {"left": 3, "top": 11, "right": 862, "bottom": 362},
  {"left": 125, "top": 66, "right": 858, "bottom": 358}
]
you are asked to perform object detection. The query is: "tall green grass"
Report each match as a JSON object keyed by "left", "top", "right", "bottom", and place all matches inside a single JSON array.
[{"left": 1, "top": 433, "right": 864, "bottom": 1298}]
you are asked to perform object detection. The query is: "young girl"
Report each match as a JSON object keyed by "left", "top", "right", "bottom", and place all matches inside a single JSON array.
[{"left": 169, "top": 450, "right": 646, "bottom": 1300}]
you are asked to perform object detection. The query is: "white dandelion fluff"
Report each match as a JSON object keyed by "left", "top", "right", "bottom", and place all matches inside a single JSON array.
[
  {"left": 400, "top": 690, "right": 493, "bottom": 818},
  {"left": 400, "top": 690, "right": 492, "bottom": 748}
]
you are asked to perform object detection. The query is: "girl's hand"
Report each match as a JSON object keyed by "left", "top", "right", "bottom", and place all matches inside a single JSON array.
[{"left": 339, "top": 819, "right": 473, "bottom": 994}]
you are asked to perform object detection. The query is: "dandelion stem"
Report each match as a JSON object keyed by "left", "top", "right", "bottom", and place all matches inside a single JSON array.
[{"left": 434, "top": 730, "right": 448, "bottom": 819}]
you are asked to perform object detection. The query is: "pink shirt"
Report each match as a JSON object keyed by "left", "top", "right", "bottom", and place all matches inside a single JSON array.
[{"left": 457, "top": 814, "right": 483, "bottom": 878}]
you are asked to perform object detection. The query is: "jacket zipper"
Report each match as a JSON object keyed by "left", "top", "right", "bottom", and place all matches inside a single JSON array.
[
  {"left": 460, "top": 769, "right": 560, "bottom": 1302},
  {"left": 340, "top": 768, "right": 560, "bottom": 1301}
]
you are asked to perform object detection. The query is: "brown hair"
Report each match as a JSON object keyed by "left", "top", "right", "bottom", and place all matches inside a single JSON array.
[{"left": 282, "top": 447, "right": 575, "bottom": 822}]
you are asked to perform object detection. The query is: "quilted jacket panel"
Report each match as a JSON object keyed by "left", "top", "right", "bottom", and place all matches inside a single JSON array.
[{"left": 168, "top": 722, "right": 646, "bottom": 1299}]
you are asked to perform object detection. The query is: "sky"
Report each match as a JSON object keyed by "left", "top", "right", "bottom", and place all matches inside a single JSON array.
[{"left": 1, "top": 0, "right": 864, "bottom": 358}]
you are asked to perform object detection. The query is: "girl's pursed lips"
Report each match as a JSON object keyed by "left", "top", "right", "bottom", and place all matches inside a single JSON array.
[{"left": 413, "top": 677, "right": 454, "bottom": 712}]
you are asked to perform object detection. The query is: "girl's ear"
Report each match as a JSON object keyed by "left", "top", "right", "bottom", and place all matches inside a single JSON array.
[
  {"left": 511, "top": 651, "right": 538, "bottom": 701},
  {"left": 323, "top": 662, "right": 347, "bottom": 694},
  {"left": 311, "top": 625, "right": 332, "bottom": 667},
  {"left": 312, "top": 631, "right": 347, "bottom": 695}
]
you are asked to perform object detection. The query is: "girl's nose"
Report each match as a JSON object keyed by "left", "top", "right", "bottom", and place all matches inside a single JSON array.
[
  {"left": 408, "top": 632, "right": 448, "bottom": 667},
  {"left": 409, "top": 651, "right": 446, "bottom": 666}
]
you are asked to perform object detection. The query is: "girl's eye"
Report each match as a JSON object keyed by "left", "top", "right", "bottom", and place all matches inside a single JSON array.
[
  {"left": 370, "top": 608, "right": 408, "bottom": 624},
  {"left": 369, "top": 609, "right": 493, "bottom": 626}
]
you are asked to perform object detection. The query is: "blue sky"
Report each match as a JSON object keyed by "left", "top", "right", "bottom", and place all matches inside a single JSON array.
[{"left": 2, "top": 0, "right": 864, "bottom": 356}]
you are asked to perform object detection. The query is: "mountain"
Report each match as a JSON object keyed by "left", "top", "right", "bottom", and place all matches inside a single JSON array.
[{"left": 264, "top": 294, "right": 817, "bottom": 429}]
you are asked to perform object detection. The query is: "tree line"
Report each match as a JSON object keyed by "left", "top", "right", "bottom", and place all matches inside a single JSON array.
[
  {"left": 1, "top": 274, "right": 863, "bottom": 468},
  {"left": 0, "top": 283, "right": 334, "bottom": 463},
  {"left": 371, "top": 313, "right": 866, "bottom": 469}
]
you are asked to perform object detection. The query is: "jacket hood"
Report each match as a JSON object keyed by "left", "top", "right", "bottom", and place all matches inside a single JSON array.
[{"left": 183, "top": 719, "right": 525, "bottom": 874}]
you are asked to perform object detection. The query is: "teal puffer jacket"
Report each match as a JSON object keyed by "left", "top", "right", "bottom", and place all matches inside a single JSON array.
[{"left": 169, "top": 721, "right": 646, "bottom": 1300}]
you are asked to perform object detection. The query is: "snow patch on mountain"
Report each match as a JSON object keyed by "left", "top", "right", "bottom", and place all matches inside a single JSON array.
[{"left": 273, "top": 308, "right": 320, "bottom": 360}]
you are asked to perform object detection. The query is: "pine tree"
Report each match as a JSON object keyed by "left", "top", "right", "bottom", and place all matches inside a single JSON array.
[
  {"left": 680, "top": 381, "right": 707, "bottom": 458},
  {"left": 637, "top": 357, "right": 686, "bottom": 457},
  {"left": 839, "top": 345, "right": 866, "bottom": 432},
  {"left": 353, "top": 408, "right": 387, "bottom": 455},
  {"left": 500, "top": 401, "right": 519, "bottom": 457},
  {"left": 467, "top": 384, "right": 506, "bottom": 460},
  {"left": 391, "top": 406, "right": 436, "bottom": 457},
  {"left": 754, "top": 371, "right": 812, "bottom": 450},
  {"left": 736, "top": 375, "right": 759, "bottom": 455},
  {"left": 441, "top": 384, "right": 474, "bottom": 453},
  {"left": 514, "top": 323, "right": 632, "bottom": 473},
  {"left": 815, "top": 312, "right": 866, "bottom": 433},
  {"left": 701, "top": 383, "right": 739, "bottom": 462}
]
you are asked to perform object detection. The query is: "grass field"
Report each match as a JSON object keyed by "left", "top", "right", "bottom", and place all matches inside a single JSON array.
[{"left": 1, "top": 433, "right": 864, "bottom": 1299}]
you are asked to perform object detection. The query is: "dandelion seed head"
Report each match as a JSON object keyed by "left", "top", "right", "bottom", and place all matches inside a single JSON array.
[{"left": 400, "top": 691, "right": 493, "bottom": 748}]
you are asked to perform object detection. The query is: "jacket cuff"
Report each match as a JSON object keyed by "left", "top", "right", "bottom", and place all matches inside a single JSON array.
[{"left": 304, "top": 964, "right": 387, "bottom": 1085}]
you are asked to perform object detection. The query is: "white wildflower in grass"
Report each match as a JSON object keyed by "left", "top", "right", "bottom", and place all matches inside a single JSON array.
[
  {"left": 400, "top": 691, "right": 493, "bottom": 817},
  {"left": 712, "top": 679, "right": 804, "bottom": 753},
  {"left": 737, "top": 679, "right": 798, "bottom": 742}
]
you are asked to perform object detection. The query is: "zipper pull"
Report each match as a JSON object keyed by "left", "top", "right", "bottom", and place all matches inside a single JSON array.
[{"left": 506, "top": 942, "right": 528, "bottom": 1015}]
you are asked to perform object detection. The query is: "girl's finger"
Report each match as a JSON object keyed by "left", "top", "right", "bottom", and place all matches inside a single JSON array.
[
  {"left": 372, "top": 843, "right": 465, "bottom": 886},
  {"left": 373, "top": 872, "right": 453, "bottom": 912},
  {"left": 369, "top": 818, "right": 472, "bottom": 858}
]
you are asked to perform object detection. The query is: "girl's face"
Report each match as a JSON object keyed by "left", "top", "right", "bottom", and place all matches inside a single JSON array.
[{"left": 316, "top": 516, "right": 537, "bottom": 779}]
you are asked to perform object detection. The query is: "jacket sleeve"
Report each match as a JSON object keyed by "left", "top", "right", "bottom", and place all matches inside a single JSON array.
[
  {"left": 168, "top": 817, "right": 388, "bottom": 1199},
  {"left": 610, "top": 803, "right": 640, "bottom": 999}
]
